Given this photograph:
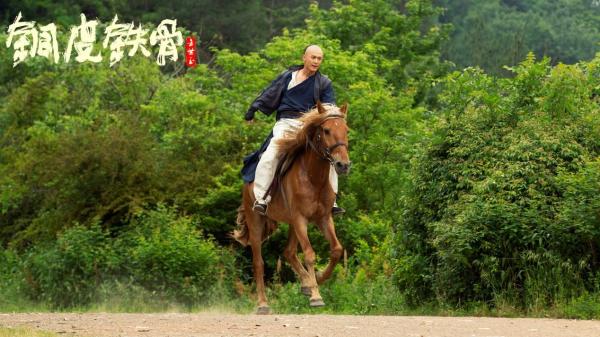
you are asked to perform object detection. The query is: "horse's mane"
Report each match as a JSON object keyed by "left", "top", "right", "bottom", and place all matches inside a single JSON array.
[
  {"left": 265, "top": 104, "right": 345, "bottom": 200},
  {"left": 276, "top": 103, "right": 345, "bottom": 158}
]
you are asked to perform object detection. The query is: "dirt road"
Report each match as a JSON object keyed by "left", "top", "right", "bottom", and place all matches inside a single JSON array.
[{"left": 0, "top": 312, "right": 599, "bottom": 337}]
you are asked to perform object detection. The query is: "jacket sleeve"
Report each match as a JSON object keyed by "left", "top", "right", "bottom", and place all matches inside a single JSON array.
[
  {"left": 245, "top": 70, "right": 289, "bottom": 120},
  {"left": 319, "top": 78, "right": 336, "bottom": 105}
]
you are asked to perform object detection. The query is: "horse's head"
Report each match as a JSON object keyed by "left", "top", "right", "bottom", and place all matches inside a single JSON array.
[{"left": 315, "top": 102, "right": 351, "bottom": 175}]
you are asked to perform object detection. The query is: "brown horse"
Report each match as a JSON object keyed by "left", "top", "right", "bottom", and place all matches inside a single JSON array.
[{"left": 233, "top": 102, "right": 350, "bottom": 314}]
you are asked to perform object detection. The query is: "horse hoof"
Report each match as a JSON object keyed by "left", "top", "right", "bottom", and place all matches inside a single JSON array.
[
  {"left": 300, "top": 286, "right": 312, "bottom": 297},
  {"left": 256, "top": 306, "right": 271, "bottom": 315},
  {"left": 310, "top": 298, "right": 325, "bottom": 307}
]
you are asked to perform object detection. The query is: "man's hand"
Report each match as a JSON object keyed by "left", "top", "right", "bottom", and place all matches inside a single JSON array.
[
  {"left": 244, "top": 108, "right": 256, "bottom": 123},
  {"left": 245, "top": 119, "right": 254, "bottom": 125}
]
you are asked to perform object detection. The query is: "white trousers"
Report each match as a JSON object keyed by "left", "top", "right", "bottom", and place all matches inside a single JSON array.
[{"left": 253, "top": 118, "right": 338, "bottom": 202}]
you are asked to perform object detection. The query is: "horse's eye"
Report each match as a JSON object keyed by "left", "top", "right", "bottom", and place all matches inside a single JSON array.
[{"left": 323, "top": 128, "right": 330, "bottom": 135}]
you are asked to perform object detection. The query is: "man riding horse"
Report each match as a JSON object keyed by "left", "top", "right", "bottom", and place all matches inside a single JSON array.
[
  {"left": 242, "top": 44, "right": 344, "bottom": 216},
  {"left": 235, "top": 101, "right": 350, "bottom": 314}
]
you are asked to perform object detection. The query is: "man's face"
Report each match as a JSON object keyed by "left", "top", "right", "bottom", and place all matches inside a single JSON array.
[{"left": 303, "top": 46, "right": 323, "bottom": 73}]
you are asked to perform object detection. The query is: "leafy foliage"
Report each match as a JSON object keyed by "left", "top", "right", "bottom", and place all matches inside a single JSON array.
[
  {"left": 22, "top": 223, "right": 116, "bottom": 307},
  {"left": 438, "top": 0, "right": 600, "bottom": 75},
  {"left": 119, "top": 205, "right": 231, "bottom": 305},
  {"left": 1, "top": 1, "right": 600, "bottom": 315},
  {"left": 395, "top": 54, "right": 600, "bottom": 307},
  {"left": 17, "top": 206, "right": 237, "bottom": 308}
]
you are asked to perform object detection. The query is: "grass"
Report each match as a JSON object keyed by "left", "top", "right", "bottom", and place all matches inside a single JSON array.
[
  {"left": 1, "top": 266, "right": 600, "bottom": 319},
  {"left": 268, "top": 270, "right": 407, "bottom": 315},
  {"left": 0, "top": 327, "right": 59, "bottom": 337},
  {"left": 0, "top": 278, "right": 256, "bottom": 314}
]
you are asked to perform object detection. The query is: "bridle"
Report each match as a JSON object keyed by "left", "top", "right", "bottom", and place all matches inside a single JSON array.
[{"left": 307, "top": 114, "right": 348, "bottom": 165}]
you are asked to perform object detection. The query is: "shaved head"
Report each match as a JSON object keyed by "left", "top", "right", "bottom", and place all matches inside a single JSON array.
[
  {"left": 302, "top": 44, "right": 324, "bottom": 74},
  {"left": 304, "top": 44, "right": 323, "bottom": 56}
]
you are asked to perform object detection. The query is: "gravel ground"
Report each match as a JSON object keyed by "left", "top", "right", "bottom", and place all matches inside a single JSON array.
[{"left": 1, "top": 312, "right": 599, "bottom": 337}]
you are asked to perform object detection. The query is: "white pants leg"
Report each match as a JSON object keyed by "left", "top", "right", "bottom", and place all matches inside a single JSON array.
[
  {"left": 253, "top": 118, "right": 339, "bottom": 202},
  {"left": 254, "top": 118, "right": 303, "bottom": 202}
]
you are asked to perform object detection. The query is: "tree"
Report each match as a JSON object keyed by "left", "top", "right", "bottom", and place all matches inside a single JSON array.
[
  {"left": 395, "top": 54, "right": 600, "bottom": 306},
  {"left": 438, "top": 0, "right": 600, "bottom": 75}
]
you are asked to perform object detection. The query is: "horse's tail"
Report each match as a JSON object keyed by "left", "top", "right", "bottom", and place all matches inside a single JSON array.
[
  {"left": 231, "top": 204, "right": 278, "bottom": 246},
  {"left": 231, "top": 205, "right": 249, "bottom": 247}
]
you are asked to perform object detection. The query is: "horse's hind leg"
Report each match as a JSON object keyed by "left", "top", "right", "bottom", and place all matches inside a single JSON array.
[
  {"left": 291, "top": 217, "right": 324, "bottom": 307},
  {"left": 316, "top": 215, "right": 343, "bottom": 285},
  {"left": 283, "top": 227, "right": 312, "bottom": 296},
  {"left": 245, "top": 204, "right": 270, "bottom": 314}
]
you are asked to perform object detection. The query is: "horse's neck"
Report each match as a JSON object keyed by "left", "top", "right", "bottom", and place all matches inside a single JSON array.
[{"left": 300, "top": 147, "right": 331, "bottom": 188}]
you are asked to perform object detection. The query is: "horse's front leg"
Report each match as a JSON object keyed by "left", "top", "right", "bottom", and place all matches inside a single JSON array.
[
  {"left": 316, "top": 215, "right": 343, "bottom": 285},
  {"left": 283, "top": 227, "right": 314, "bottom": 296},
  {"left": 291, "top": 217, "right": 324, "bottom": 307}
]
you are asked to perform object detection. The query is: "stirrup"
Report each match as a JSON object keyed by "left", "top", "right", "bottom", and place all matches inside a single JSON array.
[
  {"left": 332, "top": 205, "right": 345, "bottom": 216},
  {"left": 332, "top": 201, "right": 345, "bottom": 216},
  {"left": 252, "top": 200, "right": 267, "bottom": 216}
]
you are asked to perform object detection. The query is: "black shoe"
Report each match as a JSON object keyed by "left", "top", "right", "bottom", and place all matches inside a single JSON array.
[
  {"left": 332, "top": 205, "right": 345, "bottom": 216},
  {"left": 253, "top": 200, "right": 267, "bottom": 216}
]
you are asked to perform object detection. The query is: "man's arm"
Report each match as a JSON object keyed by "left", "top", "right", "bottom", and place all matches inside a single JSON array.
[
  {"left": 245, "top": 70, "right": 290, "bottom": 121},
  {"left": 320, "top": 78, "right": 336, "bottom": 105}
]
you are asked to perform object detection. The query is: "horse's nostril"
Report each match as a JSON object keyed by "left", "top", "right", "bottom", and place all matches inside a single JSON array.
[{"left": 334, "top": 161, "right": 351, "bottom": 174}]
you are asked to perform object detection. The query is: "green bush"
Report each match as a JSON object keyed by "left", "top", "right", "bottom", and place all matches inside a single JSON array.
[
  {"left": 0, "top": 249, "right": 26, "bottom": 309},
  {"left": 8, "top": 205, "right": 242, "bottom": 309},
  {"left": 395, "top": 55, "right": 600, "bottom": 308},
  {"left": 121, "top": 205, "right": 233, "bottom": 305},
  {"left": 562, "top": 290, "right": 600, "bottom": 319},
  {"left": 22, "top": 223, "right": 116, "bottom": 308}
]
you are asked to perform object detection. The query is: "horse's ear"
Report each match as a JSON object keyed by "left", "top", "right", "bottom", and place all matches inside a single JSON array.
[
  {"left": 340, "top": 102, "right": 348, "bottom": 116},
  {"left": 317, "top": 101, "right": 326, "bottom": 114}
]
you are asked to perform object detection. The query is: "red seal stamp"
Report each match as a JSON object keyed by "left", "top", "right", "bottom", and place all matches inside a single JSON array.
[{"left": 185, "top": 36, "right": 196, "bottom": 67}]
